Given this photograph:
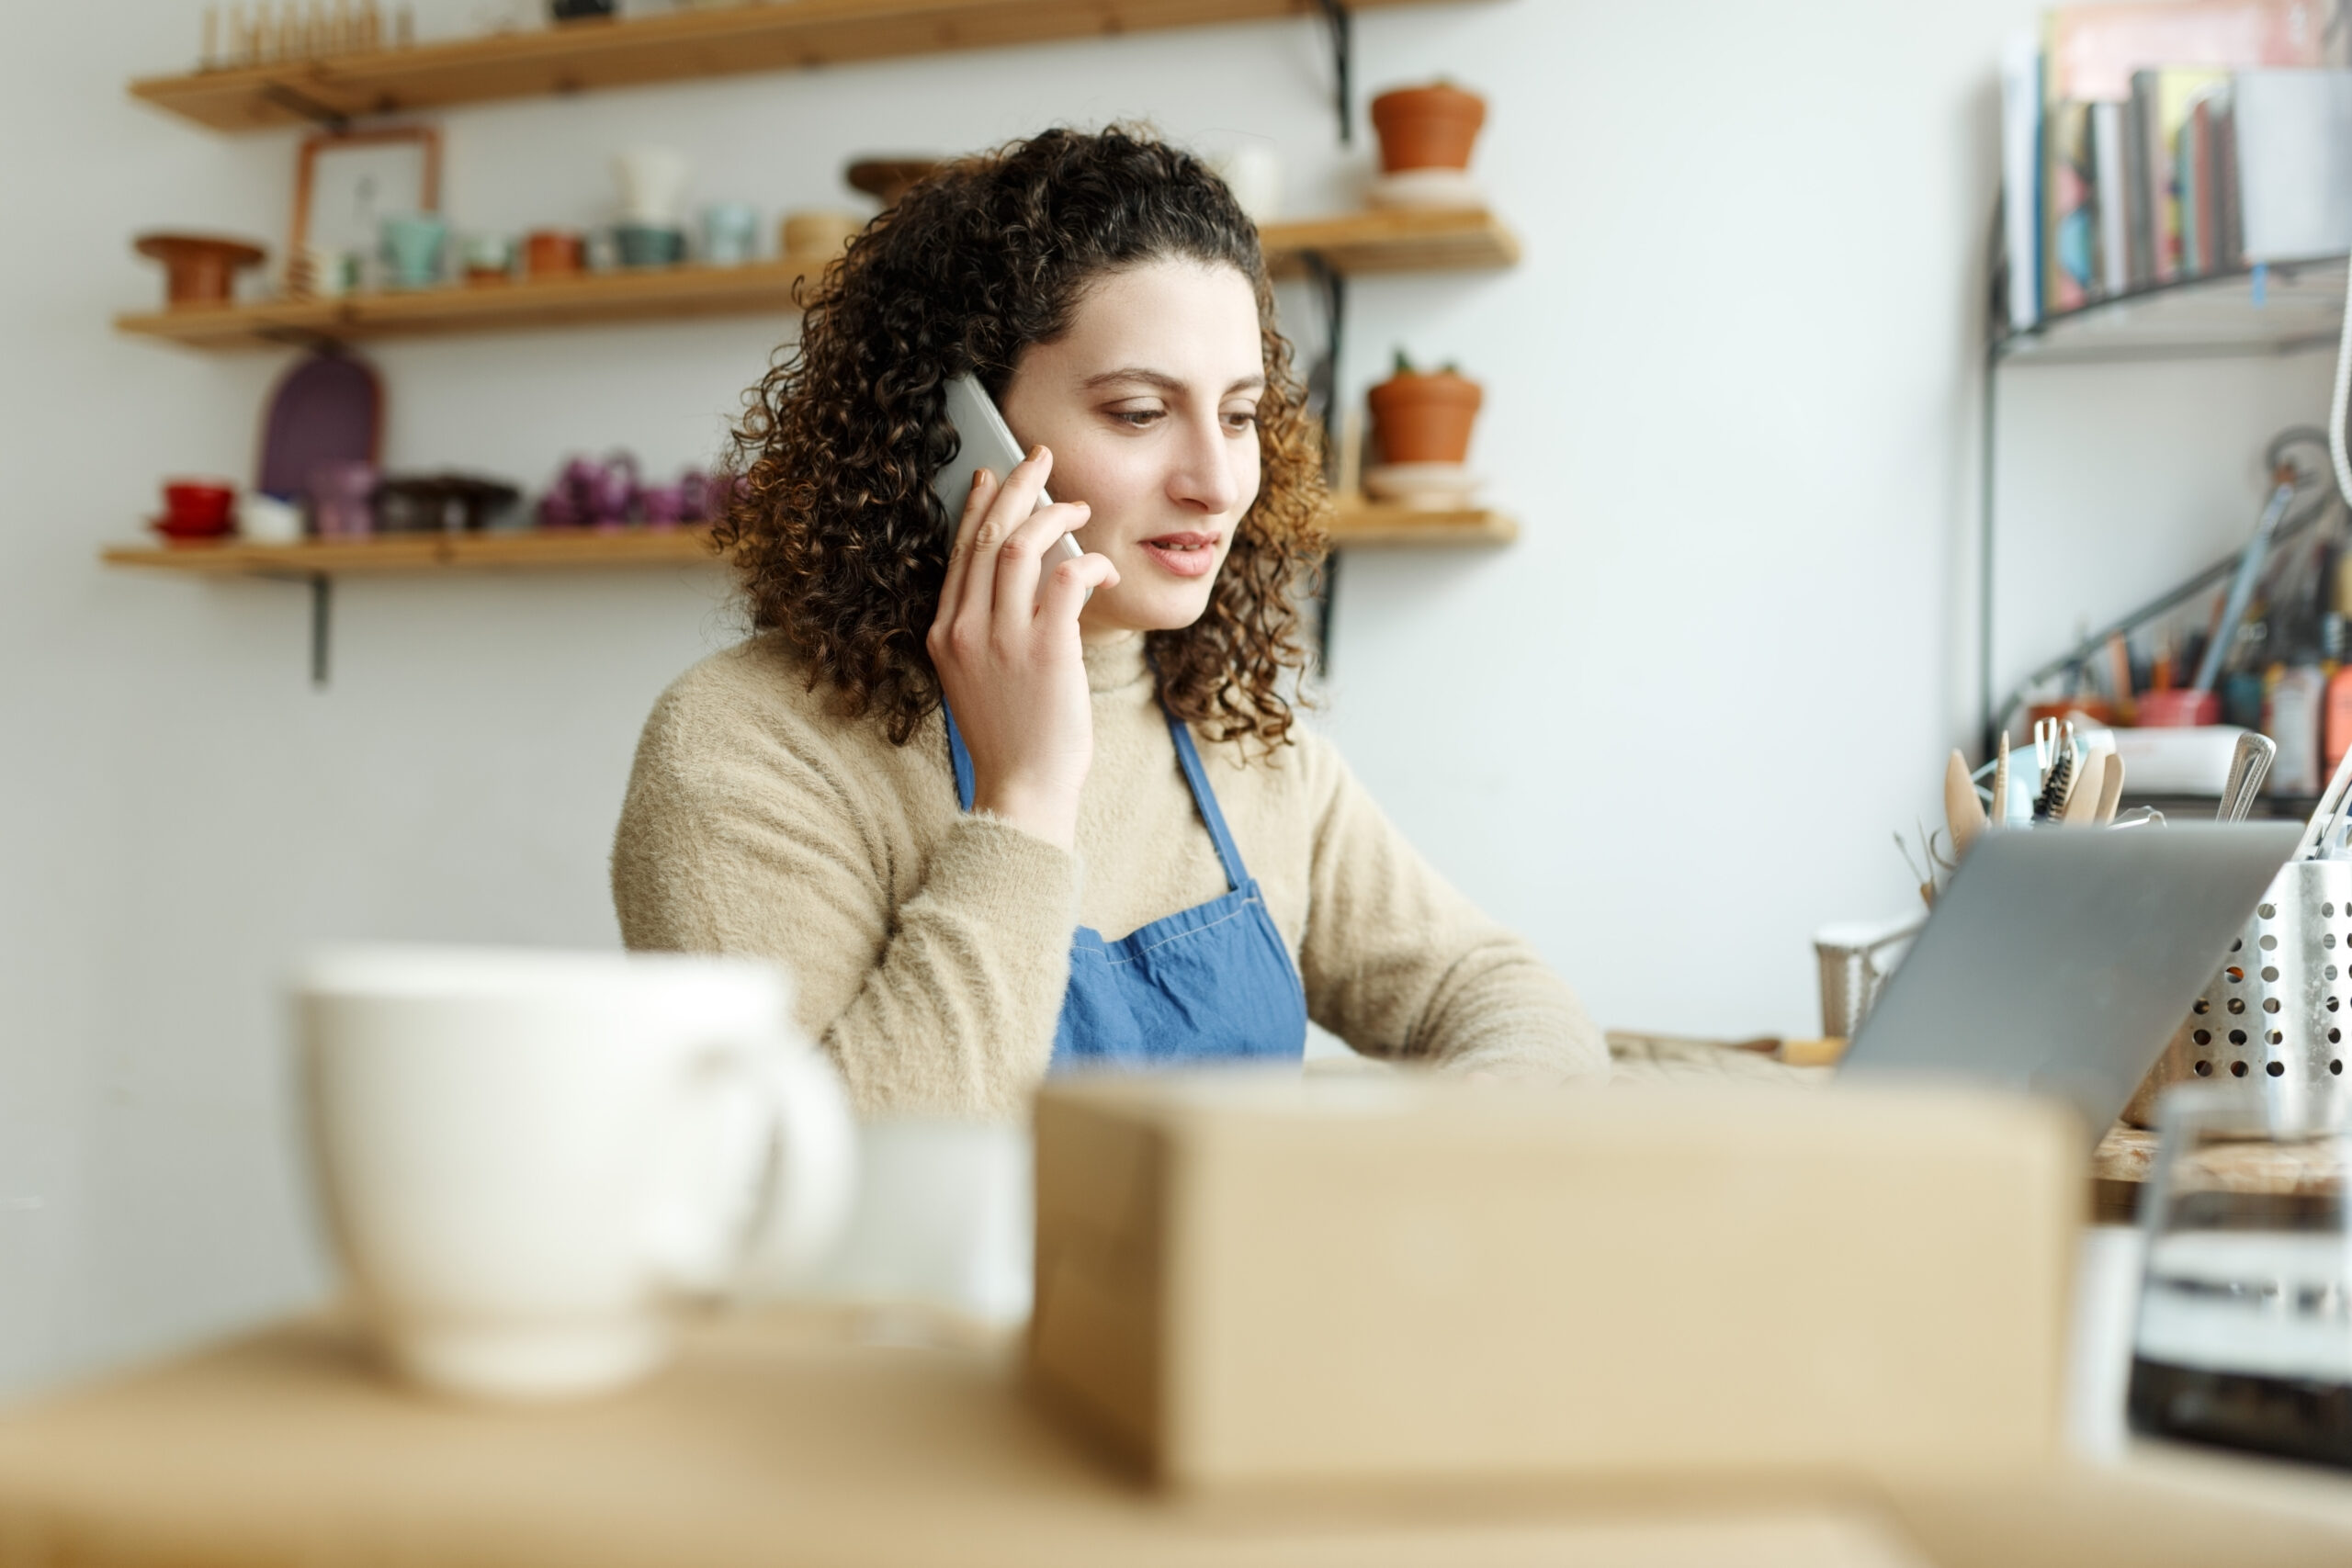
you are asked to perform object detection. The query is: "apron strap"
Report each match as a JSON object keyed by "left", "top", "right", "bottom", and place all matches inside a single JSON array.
[
  {"left": 943, "top": 704, "right": 978, "bottom": 813},
  {"left": 943, "top": 700, "right": 1248, "bottom": 895},
  {"left": 1165, "top": 714, "right": 1246, "bottom": 893}
]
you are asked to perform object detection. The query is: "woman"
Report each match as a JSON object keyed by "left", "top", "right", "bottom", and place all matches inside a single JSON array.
[{"left": 613, "top": 127, "right": 1605, "bottom": 1118}]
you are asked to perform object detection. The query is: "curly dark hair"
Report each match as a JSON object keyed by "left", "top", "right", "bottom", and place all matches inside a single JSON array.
[{"left": 713, "top": 125, "right": 1328, "bottom": 750}]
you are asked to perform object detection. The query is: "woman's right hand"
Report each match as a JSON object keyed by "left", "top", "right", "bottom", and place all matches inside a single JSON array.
[{"left": 927, "top": 446, "right": 1119, "bottom": 852}]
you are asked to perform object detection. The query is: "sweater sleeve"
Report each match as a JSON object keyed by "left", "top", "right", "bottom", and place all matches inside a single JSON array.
[
  {"left": 1295, "top": 735, "right": 1608, "bottom": 1085},
  {"left": 611, "top": 678, "right": 1077, "bottom": 1121}
]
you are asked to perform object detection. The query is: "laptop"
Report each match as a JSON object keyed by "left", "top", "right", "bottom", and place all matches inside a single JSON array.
[{"left": 1840, "top": 822, "right": 2301, "bottom": 1142}]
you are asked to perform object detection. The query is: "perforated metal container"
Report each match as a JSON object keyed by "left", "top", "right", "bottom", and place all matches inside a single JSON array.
[{"left": 2124, "top": 860, "right": 2352, "bottom": 1128}]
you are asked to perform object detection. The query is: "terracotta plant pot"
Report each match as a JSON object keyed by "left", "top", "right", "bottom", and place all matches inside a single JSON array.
[
  {"left": 1367, "top": 369, "right": 1483, "bottom": 465},
  {"left": 1369, "top": 83, "right": 1487, "bottom": 174}
]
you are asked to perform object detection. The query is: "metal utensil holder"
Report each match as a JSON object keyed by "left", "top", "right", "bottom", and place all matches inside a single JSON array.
[
  {"left": 2124, "top": 859, "right": 2352, "bottom": 1128},
  {"left": 1814, "top": 924, "right": 1919, "bottom": 1039}
]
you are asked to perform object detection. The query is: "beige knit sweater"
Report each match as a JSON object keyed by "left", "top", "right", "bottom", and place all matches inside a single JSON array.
[{"left": 611, "top": 632, "right": 1606, "bottom": 1118}]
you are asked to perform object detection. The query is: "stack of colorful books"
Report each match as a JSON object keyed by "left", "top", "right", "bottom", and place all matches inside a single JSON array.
[{"left": 1999, "top": 0, "right": 2344, "bottom": 333}]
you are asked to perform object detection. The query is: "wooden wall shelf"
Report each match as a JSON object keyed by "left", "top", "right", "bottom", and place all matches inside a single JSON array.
[
  {"left": 101, "top": 503, "right": 1513, "bottom": 579},
  {"left": 1327, "top": 501, "right": 1517, "bottom": 546},
  {"left": 115, "top": 209, "right": 1519, "bottom": 351},
  {"left": 130, "top": 0, "right": 1466, "bottom": 132},
  {"left": 101, "top": 527, "right": 723, "bottom": 578}
]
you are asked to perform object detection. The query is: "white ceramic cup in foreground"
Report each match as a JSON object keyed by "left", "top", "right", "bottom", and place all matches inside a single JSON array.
[
  {"left": 297, "top": 946, "right": 854, "bottom": 1401},
  {"left": 795, "top": 1120, "right": 1033, "bottom": 1327}
]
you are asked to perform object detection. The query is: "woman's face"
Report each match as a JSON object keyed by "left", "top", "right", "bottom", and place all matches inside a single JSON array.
[{"left": 999, "top": 259, "right": 1265, "bottom": 641}]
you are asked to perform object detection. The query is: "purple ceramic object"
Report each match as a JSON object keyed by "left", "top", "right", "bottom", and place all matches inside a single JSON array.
[
  {"left": 639, "top": 484, "right": 684, "bottom": 529},
  {"left": 589, "top": 453, "right": 639, "bottom": 527},
  {"left": 309, "top": 460, "right": 378, "bottom": 537},
  {"left": 258, "top": 352, "right": 382, "bottom": 498}
]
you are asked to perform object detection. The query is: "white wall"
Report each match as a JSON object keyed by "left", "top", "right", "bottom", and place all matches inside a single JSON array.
[{"left": 1, "top": 0, "right": 2328, "bottom": 1394}]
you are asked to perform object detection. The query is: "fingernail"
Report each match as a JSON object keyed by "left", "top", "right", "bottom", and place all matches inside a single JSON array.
[{"left": 1028, "top": 445, "right": 1047, "bottom": 462}]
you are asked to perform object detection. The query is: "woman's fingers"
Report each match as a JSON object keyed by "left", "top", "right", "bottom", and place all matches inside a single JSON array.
[
  {"left": 935, "top": 467, "right": 994, "bottom": 624},
  {"left": 953, "top": 446, "right": 1049, "bottom": 624},
  {"left": 989, "top": 501, "right": 1091, "bottom": 633},
  {"left": 1034, "top": 547, "right": 1118, "bottom": 628}
]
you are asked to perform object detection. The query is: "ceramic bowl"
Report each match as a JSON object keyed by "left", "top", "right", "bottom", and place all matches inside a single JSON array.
[
  {"left": 1366, "top": 169, "right": 1487, "bottom": 212},
  {"left": 614, "top": 223, "right": 685, "bottom": 269},
  {"left": 1363, "top": 462, "right": 1482, "bottom": 510}
]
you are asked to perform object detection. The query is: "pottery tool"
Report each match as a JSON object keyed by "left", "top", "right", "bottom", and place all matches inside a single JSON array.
[
  {"left": 1894, "top": 830, "right": 1936, "bottom": 910},
  {"left": 2193, "top": 480, "right": 2295, "bottom": 694},
  {"left": 2033, "top": 724, "right": 2077, "bottom": 821},
  {"left": 2093, "top": 752, "right": 2126, "bottom": 824},
  {"left": 2290, "top": 741, "right": 2352, "bottom": 861},
  {"left": 1944, "top": 750, "right": 1987, "bottom": 859},
  {"left": 2063, "top": 738, "right": 2111, "bottom": 825},
  {"left": 2216, "top": 731, "right": 2278, "bottom": 824}
]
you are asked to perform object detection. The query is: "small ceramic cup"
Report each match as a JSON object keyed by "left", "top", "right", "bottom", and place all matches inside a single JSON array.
[
  {"left": 523, "top": 229, "right": 585, "bottom": 277},
  {"left": 700, "top": 203, "right": 759, "bottom": 265},
  {"left": 460, "top": 233, "right": 514, "bottom": 285},
  {"left": 238, "top": 492, "right": 305, "bottom": 544},
  {"left": 379, "top": 214, "right": 448, "bottom": 289},
  {"left": 780, "top": 209, "right": 861, "bottom": 258},
  {"left": 1210, "top": 146, "right": 1283, "bottom": 224}
]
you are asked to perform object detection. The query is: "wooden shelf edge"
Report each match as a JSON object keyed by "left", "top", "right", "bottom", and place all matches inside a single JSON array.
[
  {"left": 127, "top": 0, "right": 1464, "bottom": 132},
  {"left": 115, "top": 210, "right": 1518, "bottom": 351},
  {"left": 101, "top": 528, "right": 725, "bottom": 577},
  {"left": 102, "top": 504, "right": 1510, "bottom": 579},
  {"left": 1328, "top": 505, "right": 1517, "bottom": 547}
]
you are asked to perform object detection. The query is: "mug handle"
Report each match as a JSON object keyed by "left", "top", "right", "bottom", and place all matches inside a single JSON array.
[
  {"left": 646, "top": 1032, "right": 855, "bottom": 1297},
  {"left": 733, "top": 1038, "right": 857, "bottom": 1290}
]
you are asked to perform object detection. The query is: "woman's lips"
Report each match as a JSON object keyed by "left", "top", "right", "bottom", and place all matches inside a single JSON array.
[{"left": 1136, "top": 532, "right": 1221, "bottom": 579}]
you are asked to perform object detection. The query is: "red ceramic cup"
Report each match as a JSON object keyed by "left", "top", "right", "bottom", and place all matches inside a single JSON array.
[
  {"left": 2135, "top": 689, "right": 2222, "bottom": 728},
  {"left": 162, "top": 480, "right": 236, "bottom": 530}
]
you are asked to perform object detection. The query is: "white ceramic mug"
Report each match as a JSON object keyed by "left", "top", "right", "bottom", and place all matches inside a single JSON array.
[
  {"left": 613, "top": 147, "right": 690, "bottom": 224},
  {"left": 297, "top": 946, "right": 854, "bottom": 1401}
]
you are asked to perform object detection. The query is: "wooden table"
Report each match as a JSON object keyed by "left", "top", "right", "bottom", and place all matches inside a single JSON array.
[
  {"left": 1601, "top": 1032, "right": 2345, "bottom": 1225},
  {"left": 4, "top": 1310, "right": 2352, "bottom": 1568}
]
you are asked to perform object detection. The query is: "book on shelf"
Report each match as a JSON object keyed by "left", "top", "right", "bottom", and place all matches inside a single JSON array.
[
  {"left": 1998, "top": 0, "right": 2333, "bottom": 330},
  {"left": 2000, "top": 30, "right": 2045, "bottom": 331},
  {"left": 2091, "top": 99, "right": 2133, "bottom": 297},
  {"left": 2234, "top": 67, "right": 2352, "bottom": 260}
]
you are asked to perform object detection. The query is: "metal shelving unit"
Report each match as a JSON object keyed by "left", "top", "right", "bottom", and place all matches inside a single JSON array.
[{"left": 1978, "top": 254, "right": 2350, "bottom": 753}]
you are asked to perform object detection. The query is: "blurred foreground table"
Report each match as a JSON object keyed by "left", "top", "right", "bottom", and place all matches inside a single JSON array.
[{"left": 5, "top": 1309, "right": 2352, "bottom": 1568}]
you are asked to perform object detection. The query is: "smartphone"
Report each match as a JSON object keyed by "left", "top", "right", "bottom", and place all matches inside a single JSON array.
[{"left": 932, "top": 374, "right": 1087, "bottom": 593}]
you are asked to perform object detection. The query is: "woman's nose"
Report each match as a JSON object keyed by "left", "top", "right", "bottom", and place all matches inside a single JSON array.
[{"left": 1165, "top": 413, "right": 1243, "bottom": 513}]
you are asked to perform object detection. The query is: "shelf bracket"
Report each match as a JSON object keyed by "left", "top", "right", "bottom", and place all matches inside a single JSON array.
[
  {"left": 258, "top": 80, "right": 352, "bottom": 131},
  {"left": 1300, "top": 250, "right": 1349, "bottom": 672},
  {"left": 310, "top": 574, "right": 333, "bottom": 688},
  {"left": 1313, "top": 0, "right": 1354, "bottom": 143}
]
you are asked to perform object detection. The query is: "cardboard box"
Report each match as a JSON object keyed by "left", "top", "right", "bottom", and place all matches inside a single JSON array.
[{"left": 1029, "top": 1072, "right": 2084, "bottom": 1491}]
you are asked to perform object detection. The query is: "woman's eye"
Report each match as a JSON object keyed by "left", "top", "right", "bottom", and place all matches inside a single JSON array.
[
  {"left": 1109, "top": 407, "right": 1165, "bottom": 428},
  {"left": 1223, "top": 409, "right": 1260, "bottom": 433}
]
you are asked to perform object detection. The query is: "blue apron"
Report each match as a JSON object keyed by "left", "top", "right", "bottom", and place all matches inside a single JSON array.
[{"left": 945, "top": 704, "right": 1307, "bottom": 1069}]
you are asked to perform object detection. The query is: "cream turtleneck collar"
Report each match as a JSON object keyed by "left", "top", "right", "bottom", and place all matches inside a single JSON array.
[{"left": 1081, "top": 633, "right": 1152, "bottom": 695}]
